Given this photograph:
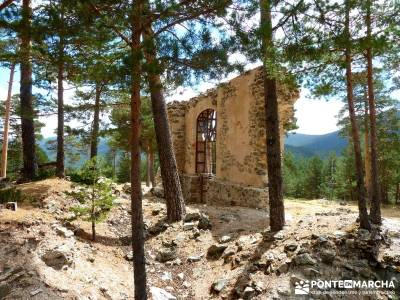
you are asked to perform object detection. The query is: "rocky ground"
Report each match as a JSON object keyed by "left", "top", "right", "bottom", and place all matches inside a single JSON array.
[{"left": 0, "top": 178, "right": 399, "bottom": 300}]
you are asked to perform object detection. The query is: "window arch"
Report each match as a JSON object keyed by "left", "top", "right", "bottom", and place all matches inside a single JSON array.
[{"left": 195, "top": 109, "right": 217, "bottom": 174}]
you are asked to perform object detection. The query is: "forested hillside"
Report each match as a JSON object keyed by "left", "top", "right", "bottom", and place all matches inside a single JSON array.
[{"left": 285, "top": 131, "right": 348, "bottom": 157}]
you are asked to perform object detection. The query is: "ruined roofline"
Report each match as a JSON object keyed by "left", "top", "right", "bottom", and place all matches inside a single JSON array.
[{"left": 167, "top": 66, "right": 299, "bottom": 110}]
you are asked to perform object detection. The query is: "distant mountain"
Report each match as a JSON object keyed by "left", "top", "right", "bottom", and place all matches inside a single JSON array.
[
  {"left": 38, "top": 137, "right": 111, "bottom": 168},
  {"left": 284, "top": 131, "right": 348, "bottom": 157}
]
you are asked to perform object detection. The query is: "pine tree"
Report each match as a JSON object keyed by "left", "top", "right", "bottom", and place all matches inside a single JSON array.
[
  {"left": 19, "top": 0, "right": 37, "bottom": 180},
  {"left": 0, "top": 63, "right": 15, "bottom": 178},
  {"left": 259, "top": 0, "right": 285, "bottom": 232}
]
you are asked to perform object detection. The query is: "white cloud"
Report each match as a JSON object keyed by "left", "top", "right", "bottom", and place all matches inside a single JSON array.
[{"left": 294, "top": 89, "right": 344, "bottom": 135}]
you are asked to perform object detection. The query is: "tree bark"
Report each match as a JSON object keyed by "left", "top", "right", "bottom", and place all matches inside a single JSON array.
[
  {"left": 345, "top": 0, "right": 371, "bottom": 230},
  {"left": 1, "top": 63, "right": 15, "bottom": 178},
  {"left": 130, "top": 1, "right": 147, "bottom": 298},
  {"left": 260, "top": 0, "right": 285, "bottom": 232},
  {"left": 56, "top": 60, "right": 65, "bottom": 177},
  {"left": 365, "top": 0, "right": 381, "bottom": 224},
  {"left": 149, "top": 149, "right": 155, "bottom": 187},
  {"left": 143, "top": 25, "right": 186, "bottom": 222},
  {"left": 363, "top": 89, "right": 372, "bottom": 201},
  {"left": 56, "top": 1, "right": 65, "bottom": 178},
  {"left": 20, "top": 0, "right": 37, "bottom": 181},
  {"left": 0, "top": 0, "right": 14, "bottom": 11},
  {"left": 90, "top": 84, "right": 101, "bottom": 159},
  {"left": 146, "top": 145, "right": 150, "bottom": 187},
  {"left": 396, "top": 183, "right": 400, "bottom": 205}
]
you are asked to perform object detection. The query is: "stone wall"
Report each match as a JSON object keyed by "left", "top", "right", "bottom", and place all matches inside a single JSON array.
[
  {"left": 180, "top": 174, "right": 268, "bottom": 209},
  {"left": 167, "top": 66, "right": 298, "bottom": 208}
]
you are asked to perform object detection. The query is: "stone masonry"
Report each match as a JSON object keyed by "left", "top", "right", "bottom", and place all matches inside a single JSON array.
[{"left": 167, "top": 67, "right": 299, "bottom": 209}]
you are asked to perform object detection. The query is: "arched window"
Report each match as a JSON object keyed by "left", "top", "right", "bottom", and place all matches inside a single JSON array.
[{"left": 195, "top": 109, "right": 216, "bottom": 174}]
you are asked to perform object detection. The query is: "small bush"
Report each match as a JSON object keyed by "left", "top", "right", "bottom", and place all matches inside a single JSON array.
[
  {"left": 67, "top": 158, "right": 116, "bottom": 241},
  {"left": 0, "top": 187, "right": 22, "bottom": 204}
]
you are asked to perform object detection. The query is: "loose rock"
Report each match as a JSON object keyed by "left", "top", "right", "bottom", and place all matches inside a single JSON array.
[
  {"left": 150, "top": 287, "right": 176, "bottom": 300},
  {"left": 207, "top": 244, "right": 228, "bottom": 259}
]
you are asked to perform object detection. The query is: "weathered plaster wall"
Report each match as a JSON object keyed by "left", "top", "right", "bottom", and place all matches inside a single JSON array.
[{"left": 167, "top": 66, "right": 298, "bottom": 207}]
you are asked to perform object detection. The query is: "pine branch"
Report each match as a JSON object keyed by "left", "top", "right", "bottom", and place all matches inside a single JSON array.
[{"left": 0, "top": 0, "right": 14, "bottom": 11}]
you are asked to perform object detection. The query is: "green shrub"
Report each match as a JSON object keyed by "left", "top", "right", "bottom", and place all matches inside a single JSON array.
[
  {"left": 67, "top": 157, "right": 116, "bottom": 241},
  {"left": 0, "top": 187, "right": 22, "bottom": 204}
]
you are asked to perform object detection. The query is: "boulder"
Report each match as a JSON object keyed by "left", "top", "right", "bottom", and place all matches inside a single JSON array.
[
  {"left": 150, "top": 287, "right": 176, "bottom": 300},
  {"left": 293, "top": 253, "right": 316, "bottom": 266},
  {"left": 184, "top": 211, "right": 201, "bottom": 222},
  {"left": 122, "top": 183, "right": 131, "bottom": 194},
  {"left": 183, "top": 222, "right": 196, "bottom": 231},
  {"left": 155, "top": 248, "right": 177, "bottom": 263},
  {"left": 242, "top": 286, "right": 256, "bottom": 299},
  {"left": 53, "top": 225, "right": 74, "bottom": 238},
  {"left": 198, "top": 214, "right": 212, "bottom": 230},
  {"left": 212, "top": 279, "right": 228, "bottom": 293},
  {"left": 41, "top": 246, "right": 73, "bottom": 270},
  {"left": 190, "top": 228, "right": 201, "bottom": 239},
  {"left": 187, "top": 255, "right": 202, "bottom": 263},
  {"left": 0, "top": 284, "right": 11, "bottom": 299},
  {"left": 320, "top": 249, "right": 336, "bottom": 264},
  {"left": 207, "top": 244, "right": 228, "bottom": 259},
  {"left": 303, "top": 268, "right": 320, "bottom": 278},
  {"left": 219, "top": 235, "right": 232, "bottom": 243},
  {"left": 161, "top": 272, "right": 172, "bottom": 281},
  {"left": 150, "top": 185, "right": 164, "bottom": 198},
  {"left": 284, "top": 242, "right": 298, "bottom": 252},
  {"left": 148, "top": 222, "right": 169, "bottom": 235},
  {"left": 125, "top": 251, "right": 134, "bottom": 261}
]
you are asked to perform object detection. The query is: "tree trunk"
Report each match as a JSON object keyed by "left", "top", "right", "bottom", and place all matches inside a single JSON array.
[
  {"left": 396, "top": 183, "right": 400, "bottom": 205},
  {"left": 260, "top": 0, "right": 284, "bottom": 232},
  {"left": 0, "top": 63, "right": 15, "bottom": 178},
  {"left": 143, "top": 25, "right": 186, "bottom": 222},
  {"left": 91, "top": 187, "right": 96, "bottom": 241},
  {"left": 146, "top": 145, "right": 150, "bottom": 187},
  {"left": 90, "top": 84, "right": 101, "bottom": 159},
  {"left": 363, "top": 89, "right": 372, "bottom": 202},
  {"left": 20, "top": 0, "right": 37, "bottom": 181},
  {"left": 56, "top": 61, "right": 65, "bottom": 177},
  {"left": 92, "top": 220, "right": 96, "bottom": 241},
  {"left": 56, "top": 2, "right": 65, "bottom": 178},
  {"left": 130, "top": 2, "right": 147, "bottom": 298},
  {"left": 149, "top": 149, "right": 155, "bottom": 187},
  {"left": 345, "top": 0, "right": 371, "bottom": 230},
  {"left": 366, "top": 0, "right": 381, "bottom": 224}
]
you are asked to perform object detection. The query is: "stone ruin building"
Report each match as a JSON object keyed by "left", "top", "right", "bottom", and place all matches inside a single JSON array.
[{"left": 167, "top": 67, "right": 299, "bottom": 209}]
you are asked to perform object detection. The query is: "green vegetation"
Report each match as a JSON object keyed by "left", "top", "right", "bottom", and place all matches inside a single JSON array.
[{"left": 68, "top": 158, "right": 116, "bottom": 241}]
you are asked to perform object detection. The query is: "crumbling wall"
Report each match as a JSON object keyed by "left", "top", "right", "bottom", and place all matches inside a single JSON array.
[{"left": 167, "top": 66, "right": 299, "bottom": 207}]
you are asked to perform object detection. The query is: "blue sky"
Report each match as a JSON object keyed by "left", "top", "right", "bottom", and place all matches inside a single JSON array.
[{"left": 0, "top": 64, "right": 347, "bottom": 137}]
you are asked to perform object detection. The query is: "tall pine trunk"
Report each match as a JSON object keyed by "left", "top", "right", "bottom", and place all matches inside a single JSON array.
[
  {"left": 345, "top": 0, "right": 371, "bottom": 230},
  {"left": 143, "top": 25, "right": 185, "bottom": 222},
  {"left": 146, "top": 145, "right": 150, "bottom": 187},
  {"left": 56, "top": 2, "right": 65, "bottom": 178},
  {"left": 130, "top": 2, "right": 147, "bottom": 298},
  {"left": 56, "top": 61, "right": 65, "bottom": 177},
  {"left": 149, "top": 149, "right": 155, "bottom": 187},
  {"left": 260, "top": 0, "right": 284, "bottom": 232},
  {"left": 20, "top": 0, "right": 37, "bottom": 180},
  {"left": 0, "top": 63, "right": 15, "bottom": 178},
  {"left": 90, "top": 84, "right": 101, "bottom": 159},
  {"left": 363, "top": 92, "right": 372, "bottom": 201},
  {"left": 366, "top": 0, "right": 381, "bottom": 224}
]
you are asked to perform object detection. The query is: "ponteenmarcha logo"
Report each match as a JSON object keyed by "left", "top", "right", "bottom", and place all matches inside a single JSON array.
[{"left": 294, "top": 280, "right": 310, "bottom": 295}]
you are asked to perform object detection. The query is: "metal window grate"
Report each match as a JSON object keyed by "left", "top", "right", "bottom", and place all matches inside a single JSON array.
[{"left": 195, "top": 109, "right": 216, "bottom": 174}]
